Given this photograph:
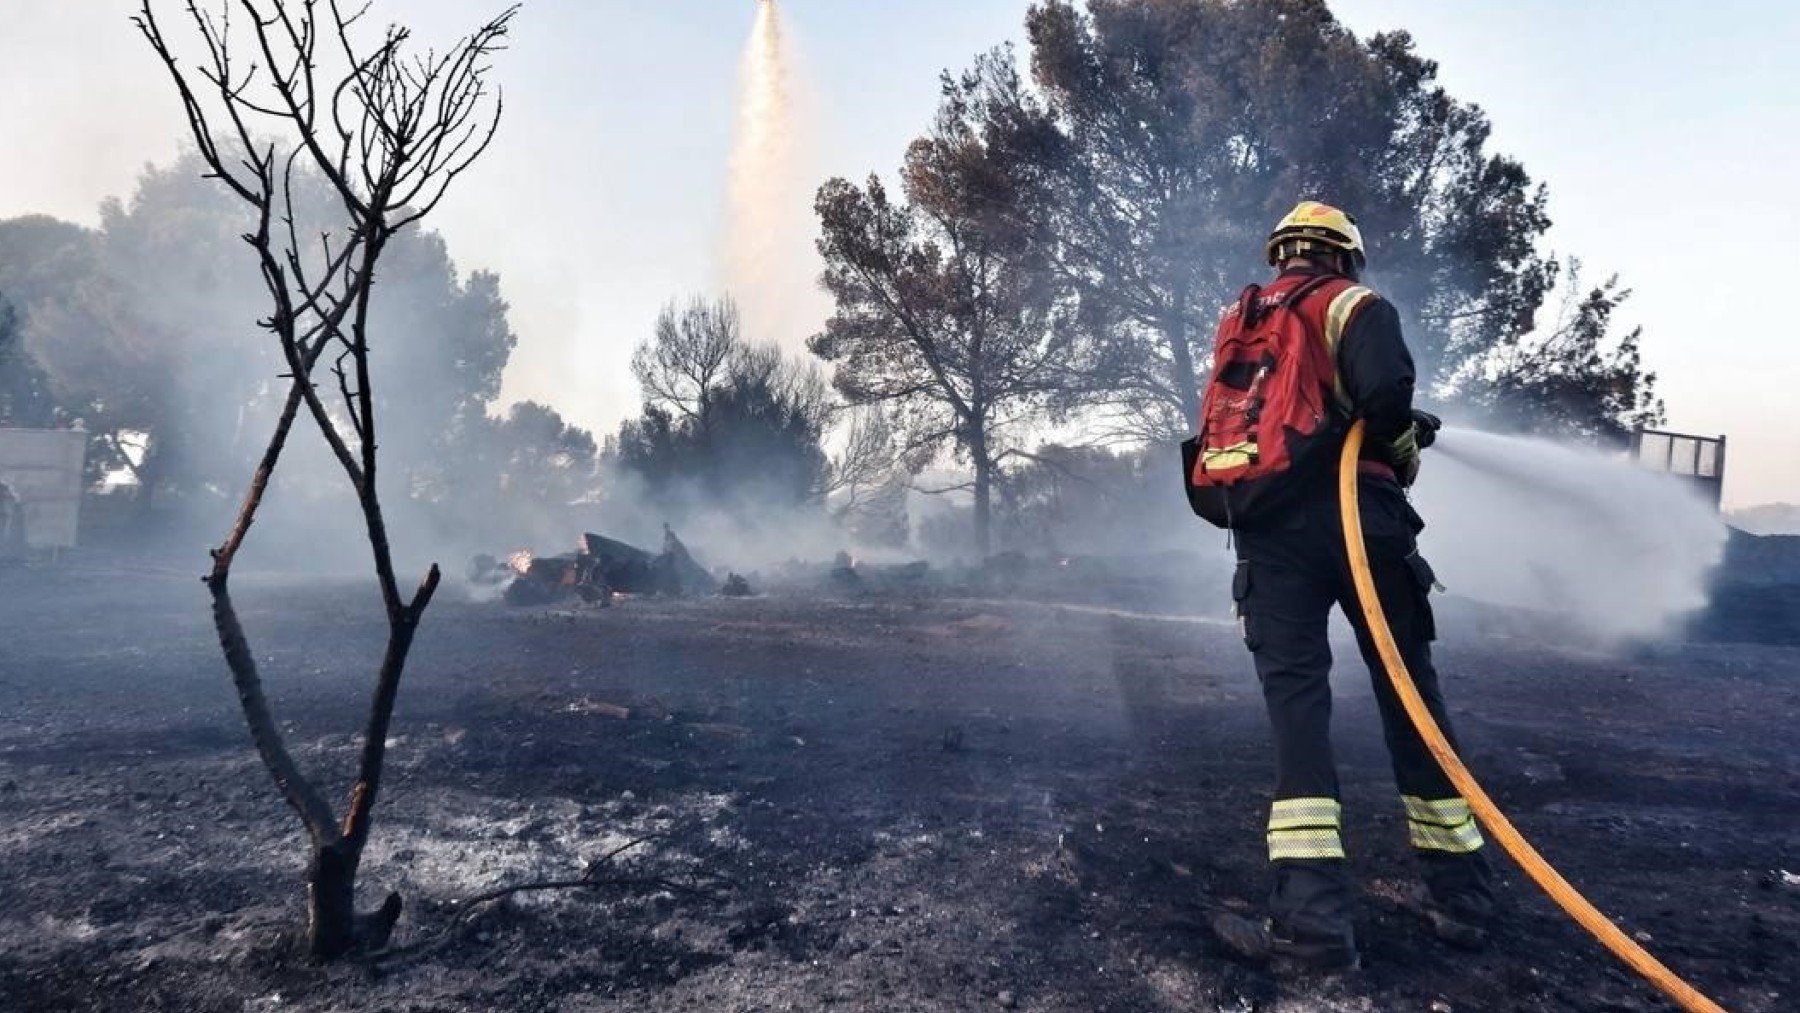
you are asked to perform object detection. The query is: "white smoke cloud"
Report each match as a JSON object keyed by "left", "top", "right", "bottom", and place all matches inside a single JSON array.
[{"left": 1414, "top": 427, "right": 1728, "bottom": 644}]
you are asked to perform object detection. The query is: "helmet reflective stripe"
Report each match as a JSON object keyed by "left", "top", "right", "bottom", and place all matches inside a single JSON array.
[{"left": 1267, "top": 200, "right": 1366, "bottom": 267}]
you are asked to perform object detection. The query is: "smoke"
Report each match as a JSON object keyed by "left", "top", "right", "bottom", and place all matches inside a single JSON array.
[
  {"left": 962, "top": 429, "right": 1728, "bottom": 647},
  {"left": 725, "top": 0, "right": 820, "bottom": 350},
  {"left": 1414, "top": 427, "right": 1728, "bottom": 644}
]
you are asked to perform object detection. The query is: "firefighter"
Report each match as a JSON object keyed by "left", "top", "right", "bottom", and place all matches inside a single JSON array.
[{"left": 1208, "top": 201, "right": 1495, "bottom": 971}]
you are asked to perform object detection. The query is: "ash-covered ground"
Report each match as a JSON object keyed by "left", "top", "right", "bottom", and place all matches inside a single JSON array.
[{"left": 0, "top": 565, "right": 1795, "bottom": 1012}]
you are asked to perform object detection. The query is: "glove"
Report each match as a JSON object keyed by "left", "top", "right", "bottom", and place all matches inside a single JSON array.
[
  {"left": 1388, "top": 424, "right": 1422, "bottom": 487},
  {"left": 1411, "top": 408, "right": 1443, "bottom": 450},
  {"left": 1394, "top": 442, "right": 1421, "bottom": 488}
]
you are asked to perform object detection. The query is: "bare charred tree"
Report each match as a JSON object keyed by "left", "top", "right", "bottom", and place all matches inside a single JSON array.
[
  {"left": 630, "top": 296, "right": 901, "bottom": 513},
  {"left": 632, "top": 297, "right": 744, "bottom": 432},
  {"left": 822, "top": 406, "right": 901, "bottom": 516},
  {"left": 135, "top": 0, "right": 516, "bottom": 960}
]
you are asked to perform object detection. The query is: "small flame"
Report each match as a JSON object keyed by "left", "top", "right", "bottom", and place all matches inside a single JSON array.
[{"left": 508, "top": 550, "right": 535, "bottom": 576}]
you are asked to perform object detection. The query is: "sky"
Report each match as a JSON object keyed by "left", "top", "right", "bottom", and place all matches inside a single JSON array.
[{"left": 1, "top": 0, "right": 1795, "bottom": 508}]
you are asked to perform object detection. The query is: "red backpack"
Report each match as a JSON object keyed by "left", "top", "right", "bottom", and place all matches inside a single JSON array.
[{"left": 1181, "top": 272, "right": 1356, "bottom": 529}]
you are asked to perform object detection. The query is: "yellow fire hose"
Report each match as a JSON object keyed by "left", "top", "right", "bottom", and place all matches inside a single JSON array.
[{"left": 1338, "top": 420, "right": 1729, "bottom": 1013}]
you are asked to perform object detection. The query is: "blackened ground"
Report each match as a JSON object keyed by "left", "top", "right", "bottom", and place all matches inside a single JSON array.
[{"left": 0, "top": 566, "right": 1795, "bottom": 1012}]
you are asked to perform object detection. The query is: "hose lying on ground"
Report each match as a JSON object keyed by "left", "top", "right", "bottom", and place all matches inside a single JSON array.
[{"left": 1338, "top": 420, "right": 1729, "bottom": 1013}]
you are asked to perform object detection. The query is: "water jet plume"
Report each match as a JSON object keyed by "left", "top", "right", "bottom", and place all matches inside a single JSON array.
[{"left": 725, "top": 0, "right": 816, "bottom": 350}]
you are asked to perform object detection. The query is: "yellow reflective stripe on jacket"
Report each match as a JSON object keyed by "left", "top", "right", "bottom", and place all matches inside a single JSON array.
[
  {"left": 1403, "top": 795, "right": 1485, "bottom": 853},
  {"left": 1268, "top": 797, "right": 1342, "bottom": 831},
  {"left": 1322, "top": 284, "right": 1374, "bottom": 409},
  {"left": 1268, "top": 827, "right": 1347, "bottom": 861}
]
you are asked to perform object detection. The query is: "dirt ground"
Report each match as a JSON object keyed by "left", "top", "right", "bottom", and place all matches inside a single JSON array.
[{"left": 0, "top": 566, "right": 1795, "bottom": 1012}]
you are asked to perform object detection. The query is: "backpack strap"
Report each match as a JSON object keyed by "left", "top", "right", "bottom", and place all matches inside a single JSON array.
[
  {"left": 1234, "top": 283, "right": 1266, "bottom": 328},
  {"left": 1279, "top": 272, "right": 1340, "bottom": 312},
  {"left": 1274, "top": 275, "right": 1374, "bottom": 411},
  {"left": 1321, "top": 284, "right": 1376, "bottom": 409}
]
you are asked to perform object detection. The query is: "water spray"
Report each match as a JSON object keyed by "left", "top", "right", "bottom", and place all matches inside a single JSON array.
[{"left": 1412, "top": 426, "right": 1728, "bottom": 644}]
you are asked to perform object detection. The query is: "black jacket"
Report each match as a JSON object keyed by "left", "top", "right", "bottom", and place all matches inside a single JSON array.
[{"left": 1278, "top": 266, "right": 1418, "bottom": 472}]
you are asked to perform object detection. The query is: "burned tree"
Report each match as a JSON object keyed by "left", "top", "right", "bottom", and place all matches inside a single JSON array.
[
  {"left": 135, "top": 0, "right": 516, "bottom": 959},
  {"left": 631, "top": 296, "right": 746, "bottom": 431},
  {"left": 812, "top": 65, "right": 1078, "bottom": 557},
  {"left": 821, "top": 405, "right": 902, "bottom": 520},
  {"left": 617, "top": 296, "right": 836, "bottom": 510},
  {"left": 945, "top": 0, "right": 1559, "bottom": 439},
  {"left": 1473, "top": 263, "right": 1665, "bottom": 441}
]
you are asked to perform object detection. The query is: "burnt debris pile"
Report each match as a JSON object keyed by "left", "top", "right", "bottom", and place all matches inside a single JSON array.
[
  {"left": 475, "top": 524, "right": 721, "bottom": 607},
  {"left": 469, "top": 528, "right": 1246, "bottom": 617}
]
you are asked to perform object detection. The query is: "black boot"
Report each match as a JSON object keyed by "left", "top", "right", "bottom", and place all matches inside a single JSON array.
[
  {"left": 1419, "top": 851, "right": 1497, "bottom": 951},
  {"left": 1212, "top": 861, "right": 1359, "bottom": 972},
  {"left": 1210, "top": 911, "right": 1360, "bottom": 972}
]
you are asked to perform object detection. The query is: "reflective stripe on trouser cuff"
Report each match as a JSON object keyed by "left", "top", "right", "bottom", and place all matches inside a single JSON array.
[
  {"left": 1268, "top": 827, "right": 1346, "bottom": 861},
  {"left": 1268, "top": 797, "right": 1342, "bottom": 831},
  {"left": 1403, "top": 795, "right": 1485, "bottom": 854},
  {"left": 1268, "top": 797, "right": 1344, "bottom": 861}
]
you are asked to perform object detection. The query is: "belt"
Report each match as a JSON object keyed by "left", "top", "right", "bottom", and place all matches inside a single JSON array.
[{"left": 1357, "top": 460, "right": 1397, "bottom": 482}]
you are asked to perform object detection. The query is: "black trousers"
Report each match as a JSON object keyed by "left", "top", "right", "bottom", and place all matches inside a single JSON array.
[{"left": 1233, "top": 477, "right": 1490, "bottom": 936}]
